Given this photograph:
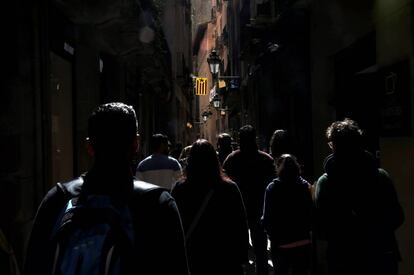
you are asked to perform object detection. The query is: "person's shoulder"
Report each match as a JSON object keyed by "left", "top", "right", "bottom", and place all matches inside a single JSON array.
[
  {"left": 57, "top": 176, "right": 84, "bottom": 197},
  {"left": 222, "top": 178, "right": 238, "bottom": 189},
  {"left": 137, "top": 156, "right": 154, "bottom": 170},
  {"left": 317, "top": 173, "right": 328, "bottom": 183},
  {"left": 218, "top": 179, "right": 244, "bottom": 197},
  {"left": 228, "top": 149, "right": 241, "bottom": 158},
  {"left": 133, "top": 179, "right": 167, "bottom": 195},
  {"left": 377, "top": 168, "right": 395, "bottom": 187},
  {"left": 266, "top": 179, "right": 277, "bottom": 190},
  {"left": 378, "top": 168, "right": 391, "bottom": 178},
  {"left": 167, "top": 156, "right": 182, "bottom": 169},
  {"left": 38, "top": 177, "right": 83, "bottom": 211},
  {"left": 167, "top": 155, "right": 179, "bottom": 162},
  {"left": 258, "top": 150, "right": 274, "bottom": 161},
  {"left": 315, "top": 173, "right": 328, "bottom": 195},
  {"left": 222, "top": 150, "right": 240, "bottom": 167},
  {"left": 139, "top": 155, "right": 153, "bottom": 163},
  {"left": 132, "top": 179, "right": 174, "bottom": 206},
  {"left": 40, "top": 185, "right": 64, "bottom": 205}
]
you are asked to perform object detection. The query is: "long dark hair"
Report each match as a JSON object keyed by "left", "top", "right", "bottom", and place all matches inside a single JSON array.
[
  {"left": 276, "top": 154, "right": 301, "bottom": 182},
  {"left": 185, "top": 139, "right": 223, "bottom": 184}
]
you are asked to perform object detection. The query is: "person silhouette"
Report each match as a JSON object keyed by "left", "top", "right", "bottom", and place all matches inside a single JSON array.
[
  {"left": 172, "top": 139, "right": 249, "bottom": 275},
  {"left": 314, "top": 118, "right": 404, "bottom": 275},
  {"left": 269, "top": 129, "right": 291, "bottom": 160},
  {"left": 223, "top": 125, "right": 275, "bottom": 275},
  {"left": 24, "top": 102, "right": 189, "bottom": 275},
  {"left": 262, "top": 154, "right": 312, "bottom": 275},
  {"left": 217, "top": 133, "right": 233, "bottom": 165},
  {"left": 136, "top": 133, "right": 182, "bottom": 190}
]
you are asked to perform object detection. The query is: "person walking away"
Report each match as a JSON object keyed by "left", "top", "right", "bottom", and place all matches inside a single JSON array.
[
  {"left": 262, "top": 154, "right": 312, "bottom": 275},
  {"left": 269, "top": 129, "right": 291, "bottom": 160},
  {"left": 136, "top": 133, "right": 183, "bottom": 190},
  {"left": 178, "top": 145, "right": 192, "bottom": 170},
  {"left": 223, "top": 125, "right": 275, "bottom": 275},
  {"left": 172, "top": 139, "right": 249, "bottom": 275},
  {"left": 314, "top": 118, "right": 404, "bottom": 275},
  {"left": 24, "top": 102, "right": 189, "bottom": 275},
  {"left": 217, "top": 133, "right": 233, "bottom": 165}
]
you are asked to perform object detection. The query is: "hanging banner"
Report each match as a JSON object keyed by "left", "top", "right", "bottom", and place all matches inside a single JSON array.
[
  {"left": 195, "top": 77, "right": 208, "bottom": 95},
  {"left": 209, "top": 85, "right": 216, "bottom": 102},
  {"left": 218, "top": 80, "right": 226, "bottom": 89}
]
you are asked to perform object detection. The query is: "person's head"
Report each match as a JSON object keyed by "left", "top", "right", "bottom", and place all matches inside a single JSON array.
[
  {"left": 326, "top": 118, "right": 364, "bottom": 156},
  {"left": 270, "top": 129, "right": 290, "bottom": 159},
  {"left": 217, "top": 133, "right": 233, "bottom": 152},
  {"left": 87, "top": 102, "right": 138, "bottom": 161},
  {"left": 151, "top": 134, "right": 170, "bottom": 155},
  {"left": 179, "top": 145, "right": 192, "bottom": 161},
  {"left": 185, "top": 139, "right": 222, "bottom": 183},
  {"left": 239, "top": 125, "right": 257, "bottom": 151},
  {"left": 276, "top": 154, "right": 301, "bottom": 182}
]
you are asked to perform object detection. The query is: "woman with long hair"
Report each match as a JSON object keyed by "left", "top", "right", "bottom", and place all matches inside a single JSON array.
[
  {"left": 171, "top": 139, "right": 249, "bottom": 275},
  {"left": 262, "top": 154, "right": 312, "bottom": 275}
]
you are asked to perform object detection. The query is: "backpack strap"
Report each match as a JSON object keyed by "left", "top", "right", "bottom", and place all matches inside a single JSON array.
[
  {"left": 57, "top": 176, "right": 84, "bottom": 198},
  {"left": 51, "top": 177, "right": 85, "bottom": 239}
]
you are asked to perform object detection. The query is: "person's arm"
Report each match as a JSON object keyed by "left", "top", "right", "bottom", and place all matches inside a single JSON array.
[
  {"left": 154, "top": 192, "right": 189, "bottom": 275},
  {"left": 24, "top": 187, "right": 66, "bottom": 275},
  {"left": 261, "top": 184, "right": 274, "bottom": 235},
  {"left": 135, "top": 165, "right": 145, "bottom": 181},
  {"left": 265, "top": 156, "right": 276, "bottom": 184},
  {"left": 304, "top": 181, "right": 314, "bottom": 233},
  {"left": 313, "top": 174, "right": 329, "bottom": 240},
  {"left": 222, "top": 155, "right": 233, "bottom": 179},
  {"left": 377, "top": 169, "right": 405, "bottom": 231},
  {"left": 227, "top": 183, "right": 249, "bottom": 266},
  {"left": 173, "top": 161, "right": 183, "bottom": 182},
  {"left": 259, "top": 156, "right": 276, "bottom": 216}
]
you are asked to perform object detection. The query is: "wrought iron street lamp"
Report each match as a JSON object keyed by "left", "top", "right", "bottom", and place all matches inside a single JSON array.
[
  {"left": 202, "top": 114, "right": 208, "bottom": 122},
  {"left": 201, "top": 110, "right": 213, "bottom": 122},
  {"left": 212, "top": 94, "right": 221, "bottom": 109},
  {"left": 208, "top": 49, "right": 222, "bottom": 110},
  {"left": 207, "top": 49, "right": 221, "bottom": 76}
]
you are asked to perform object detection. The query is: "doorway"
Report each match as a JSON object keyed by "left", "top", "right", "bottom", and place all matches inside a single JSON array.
[
  {"left": 333, "top": 32, "right": 380, "bottom": 159},
  {"left": 50, "top": 52, "right": 74, "bottom": 185}
]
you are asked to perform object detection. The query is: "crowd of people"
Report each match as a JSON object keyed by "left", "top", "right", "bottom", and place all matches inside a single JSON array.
[{"left": 22, "top": 102, "right": 404, "bottom": 275}]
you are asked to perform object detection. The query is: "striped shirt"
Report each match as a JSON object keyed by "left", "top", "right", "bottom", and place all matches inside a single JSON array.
[{"left": 136, "top": 154, "right": 183, "bottom": 190}]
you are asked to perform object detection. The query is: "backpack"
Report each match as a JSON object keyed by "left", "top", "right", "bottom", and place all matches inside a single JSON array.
[{"left": 50, "top": 191, "right": 134, "bottom": 275}]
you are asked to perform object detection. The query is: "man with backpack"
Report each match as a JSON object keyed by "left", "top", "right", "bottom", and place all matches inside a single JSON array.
[
  {"left": 314, "top": 118, "right": 404, "bottom": 275},
  {"left": 24, "top": 102, "right": 189, "bottom": 275}
]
